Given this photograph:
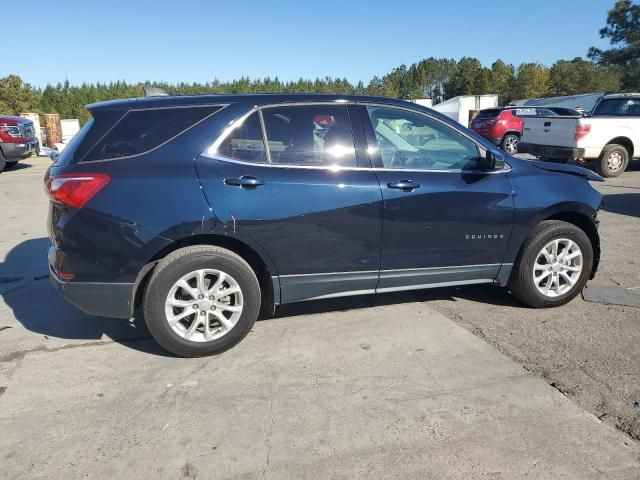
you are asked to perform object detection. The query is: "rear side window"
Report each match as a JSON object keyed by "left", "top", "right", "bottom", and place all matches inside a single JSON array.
[
  {"left": 82, "top": 106, "right": 220, "bottom": 162},
  {"left": 475, "top": 109, "right": 501, "bottom": 119},
  {"left": 261, "top": 105, "right": 357, "bottom": 167}
]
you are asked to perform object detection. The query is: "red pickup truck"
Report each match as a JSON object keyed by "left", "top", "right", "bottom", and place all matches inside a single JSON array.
[{"left": 0, "top": 115, "right": 38, "bottom": 172}]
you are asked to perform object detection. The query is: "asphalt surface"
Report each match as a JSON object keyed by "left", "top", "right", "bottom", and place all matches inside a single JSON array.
[{"left": 0, "top": 156, "right": 639, "bottom": 479}]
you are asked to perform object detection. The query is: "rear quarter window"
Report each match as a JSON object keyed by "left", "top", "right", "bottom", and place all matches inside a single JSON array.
[{"left": 82, "top": 106, "right": 221, "bottom": 162}]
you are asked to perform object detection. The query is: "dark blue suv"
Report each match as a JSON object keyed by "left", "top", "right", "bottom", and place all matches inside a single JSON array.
[{"left": 46, "top": 94, "right": 603, "bottom": 357}]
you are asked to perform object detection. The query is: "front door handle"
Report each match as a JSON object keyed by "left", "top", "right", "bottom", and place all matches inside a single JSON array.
[
  {"left": 224, "top": 176, "right": 265, "bottom": 189},
  {"left": 387, "top": 180, "right": 420, "bottom": 192}
]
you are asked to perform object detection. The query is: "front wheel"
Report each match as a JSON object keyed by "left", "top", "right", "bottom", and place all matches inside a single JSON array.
[
  {"left": 508, "top": 220, "right": 593, "bottom": 308},
  {"left": 143, "top": 246, "right": 261, "bottom": 357},
  {"left": 501, "top": 134, "right": 519, "bottom": 154}
]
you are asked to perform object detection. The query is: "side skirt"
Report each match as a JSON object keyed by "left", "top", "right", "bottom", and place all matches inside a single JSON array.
[{"left": 274, "top": 264, "right": 512, "bottom": 304}]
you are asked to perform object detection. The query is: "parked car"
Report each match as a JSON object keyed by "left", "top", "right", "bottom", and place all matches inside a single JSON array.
[
  {"left": 470, "top": 107, "right": 582, "bottom": 155},
  {"left": 0, "top": 115, "right": 38, "bottom": 171},
  {"left": 470, "top": 108, "right": 523, "bottom": 154},
  {"left": 46, "top": 94, "right": 603, "bottom": 357},
  {"left": 520, "top": 93, "right": 640, "bottom": 177}
]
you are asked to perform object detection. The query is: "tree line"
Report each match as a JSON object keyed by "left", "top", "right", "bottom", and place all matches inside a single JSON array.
[{"left": 0, "top": 0, "right": 637, "bottom": 125}]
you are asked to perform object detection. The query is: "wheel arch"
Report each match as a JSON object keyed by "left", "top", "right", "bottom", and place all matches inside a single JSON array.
[
  {"left": 605, "top": 137, "right": 634, "bottom": 158},
  {"left": 131, "top": 233, "right": 278, "bottom": 317}
]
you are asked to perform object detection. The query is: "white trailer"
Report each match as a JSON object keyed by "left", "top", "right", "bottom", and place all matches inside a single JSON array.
[
  {"left": 409, "top": 98, "right": 433, "bottom": 108},
  {"left": 431, "top": 95, "right": 498, "bottom": 127}
]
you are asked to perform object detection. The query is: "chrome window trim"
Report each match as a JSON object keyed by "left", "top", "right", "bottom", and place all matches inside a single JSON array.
[
  {"left": 257, "top": 108, "right": 272, "bottom": 164},
  {"left": 278, "top": 263, "right": 512, "bottom": 278},
  {"left": 203, "top": 152, "right": 511, "bottom": 174},
  {"left": 202, "top": 101, "right": 511, "bottom": 174}
]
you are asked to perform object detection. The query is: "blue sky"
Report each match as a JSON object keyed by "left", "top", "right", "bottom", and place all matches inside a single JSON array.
[{"left": 6, "top": 0, "right": 614, "bottom": 87}]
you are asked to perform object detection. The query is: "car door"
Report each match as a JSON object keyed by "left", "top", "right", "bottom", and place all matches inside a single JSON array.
[
  {"left": 357, "top": 104, "right": 514, "bottom": 291},
  {"left": 196, "top": 103, "right": 383, "bottom": 303}
]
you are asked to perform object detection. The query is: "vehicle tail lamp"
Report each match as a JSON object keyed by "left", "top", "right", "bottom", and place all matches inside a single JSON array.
[
  {"left": 574, "top": 124, "right": 591, "bottom": 141},
  {"left": 45, "top": 173, "right": 111, "bottom": 209}
]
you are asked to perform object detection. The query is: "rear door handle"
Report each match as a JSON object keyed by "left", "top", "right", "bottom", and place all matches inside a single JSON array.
[
  {"left": 387, "top": 180, "right": 420, "bottom": 192},
  {"left": 224, "top": 176, "right": 265, "bottom": 189}
]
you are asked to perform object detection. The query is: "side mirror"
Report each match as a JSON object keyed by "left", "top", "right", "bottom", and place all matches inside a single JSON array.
[{"left": 478, "top": 150, "right": 496, "bottom": 171}]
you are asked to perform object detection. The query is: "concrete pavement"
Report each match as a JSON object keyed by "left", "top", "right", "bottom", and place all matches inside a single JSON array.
[{"left": 1, "top": 157, "right": 639, "bottom": 479}]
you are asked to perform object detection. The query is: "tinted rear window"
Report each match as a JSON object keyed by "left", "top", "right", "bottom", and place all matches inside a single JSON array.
[
  {"left": 82, "top": 106, "right": 221, "bottom": 162},
  {"left": 475, "top": 109, "right": 501, "bottom": 119}
]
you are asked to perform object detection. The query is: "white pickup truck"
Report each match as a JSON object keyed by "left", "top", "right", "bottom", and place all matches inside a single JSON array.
[{"left": 519, "top": 93, "right": 640, "bottom": 177}]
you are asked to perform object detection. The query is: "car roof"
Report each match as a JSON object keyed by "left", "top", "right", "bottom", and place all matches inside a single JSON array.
[
  {"left": 602, "top": 93, "right": 640, "bottom": 99},
  {"left": 0, "top": 115, "right": 30, "bottom": 124},
  {"left": 87, "top": 93, "right": 419, "bottom": 112}
]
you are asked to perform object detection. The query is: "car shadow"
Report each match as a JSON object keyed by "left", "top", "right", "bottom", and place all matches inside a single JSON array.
[
  {"left": 602, "top": 193, "right": 640, "bottom": 218},
  {"left": 0, "top": 238, "right": 169, "bottom": 356},
  {"left": 2, "top": 239, "right": 526, "bottom": 354},
  {"left": 3, "top": 161, "right": 33, "bottom": 172}
]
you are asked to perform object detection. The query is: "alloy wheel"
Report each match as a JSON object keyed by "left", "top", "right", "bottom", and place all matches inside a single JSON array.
[
  {"left": 504, "top": 136, "right": 518, "bottom": 154},
  {"left": 607, "top": 151, "right": 624, "bottom": 173},
  {"left": 532, "top": 238, "right": 583, "bottom": 298},
  {"left": 164, "top": 269, "right": 244, "bottom": 342}
]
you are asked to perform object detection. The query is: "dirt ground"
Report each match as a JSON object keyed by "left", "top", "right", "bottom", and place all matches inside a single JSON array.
[{"left": 426, "top": 159, "right": 640, "bottom": 441}]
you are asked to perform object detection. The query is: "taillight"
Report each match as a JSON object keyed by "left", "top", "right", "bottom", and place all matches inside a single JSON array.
[
  {"left": 44, "top": 173, "right": 110, "bottom": 208},
  {"left": 574, "top": 124, "right": 591, "bottom": 141}
]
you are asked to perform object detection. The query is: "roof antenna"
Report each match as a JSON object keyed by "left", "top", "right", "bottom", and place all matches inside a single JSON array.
[{"left": 143, "top": 86, "right": 170, "bottom": 97}]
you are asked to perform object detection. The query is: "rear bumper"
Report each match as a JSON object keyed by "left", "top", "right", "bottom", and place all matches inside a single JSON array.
[
  {"left": 2, "top": 140, "right": 38, "bottom": 159},
  {"left": 49, "top": 267, "right": 134, "bottom": 319},
  {"left": 470, "top": 129, "right": 503, "bottom": 146},
  {"left": 519, "top": 143, "right": 585, "bottom": 159}
]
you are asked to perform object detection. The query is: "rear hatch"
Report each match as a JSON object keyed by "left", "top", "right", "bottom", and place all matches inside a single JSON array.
[
  {"left": 521, "top": 116, "right": 580, "bottom": 147},
  {"left": 471, "top": 109, "right": 502, "bottom": 135}
]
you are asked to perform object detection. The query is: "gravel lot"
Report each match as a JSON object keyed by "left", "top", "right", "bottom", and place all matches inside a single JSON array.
[{"left": 428, "top": 157, "right": 640, "bottom": 441}]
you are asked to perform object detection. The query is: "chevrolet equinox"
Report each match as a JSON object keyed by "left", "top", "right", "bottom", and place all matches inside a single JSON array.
[{"left": 46, "top": 94, "right": 603, "bottom": 357}]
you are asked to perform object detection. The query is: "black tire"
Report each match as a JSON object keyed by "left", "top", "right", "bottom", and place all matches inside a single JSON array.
[
  {"left": 143, "top": 246, "right": 261, "bottom": 357},
  {"left": 597, "top": 144, "right": 629, "bottom": 178},
  {"left": 0, "top": 149, "right": 6, "bottom": 173},
  {"left": 6, "top": 161, "right": 18, "bottom": 167},
  {"left": 500, "top": 134, "right": 519, "bottom": 154},
  {"left": 508, "top": 220, "right": 593, "bottom": 308}
]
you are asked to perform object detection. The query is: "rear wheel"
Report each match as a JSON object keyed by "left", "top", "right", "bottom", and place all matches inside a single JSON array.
[
  {"left": 501, "top": 134, "right": 519, "bottom": 154},
  {"left": 509, "top": 220, "right": 592, "bottom": 308},
  {"left": 0, "top": 149, "right": 6, "bottom": 172},
  {"left": 597, "top": 144, "right": 629, "bottom": 178},
  {"left": 143, "top": 246, "right": 261, "bottom": 357}
]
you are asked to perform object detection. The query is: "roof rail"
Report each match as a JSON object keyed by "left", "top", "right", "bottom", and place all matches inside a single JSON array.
[{"left": 143, "top": 86, "right": 170, "bottom": 97}]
